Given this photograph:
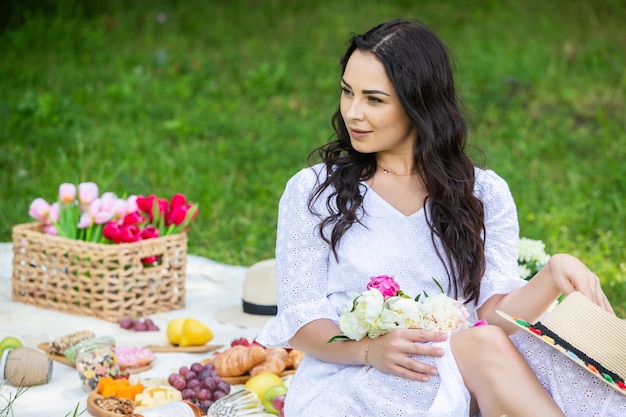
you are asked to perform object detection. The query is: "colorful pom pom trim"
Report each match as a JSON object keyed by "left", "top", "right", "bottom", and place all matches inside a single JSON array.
[{"left": 511, "top": 315, "right": 626, "bottom": 394}]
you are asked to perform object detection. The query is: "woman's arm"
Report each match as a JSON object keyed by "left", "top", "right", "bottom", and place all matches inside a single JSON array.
[
  {"left": 289, "top": 319, "right": 449, "bottom": 382},
  {"left": 478, "top": 253, "right": 615, "bottom": 332}
]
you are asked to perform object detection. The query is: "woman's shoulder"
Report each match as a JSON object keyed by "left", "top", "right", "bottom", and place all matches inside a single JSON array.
[
  {"left": 281, "top": 163, "right": 328, "bottom": 198},
  {"left": 473, "top": 167, "right": 514, "bottom": 201},
  {"left": 284, "top": 163, "right": 327, "bottom": 188}
]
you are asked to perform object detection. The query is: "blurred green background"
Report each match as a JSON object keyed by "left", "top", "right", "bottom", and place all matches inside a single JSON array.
[{"left": 0, "top": 0, "right": 624, "bottom": 314}]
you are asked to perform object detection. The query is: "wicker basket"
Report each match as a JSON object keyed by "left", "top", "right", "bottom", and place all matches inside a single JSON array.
[{"left": 11, "top": 222, "right": 188, "bottom": 322}]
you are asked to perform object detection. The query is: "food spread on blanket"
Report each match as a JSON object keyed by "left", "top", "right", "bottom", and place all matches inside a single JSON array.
[{"left": 36, "top": 318, "right": 295, "bottom": 416}]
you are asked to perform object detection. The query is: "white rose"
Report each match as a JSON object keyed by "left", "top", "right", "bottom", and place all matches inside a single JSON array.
[
  {"left": 421, "top": 293, "right": 468, "bottom": 332},
  {"left": 385, "top": 296, "right": 424, "bottom": 329},
  {"left": 339, "top": 289, "right": 385, "bottom": 340}
]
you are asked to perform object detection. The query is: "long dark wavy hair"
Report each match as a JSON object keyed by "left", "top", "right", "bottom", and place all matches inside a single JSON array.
[{"left": 307, "top": 19, "right": 486, "bottom": 304}]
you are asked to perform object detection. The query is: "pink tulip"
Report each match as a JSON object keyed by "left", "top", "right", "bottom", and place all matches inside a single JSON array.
[
  {"left": 43, "top": 225, "right": 58, "bottom": 235},
  {"left": 29, "top": 198, "right": 51, "bottom": 222},
  {"left": 110, "top": 198, "right": 128, "bottom": 220},
  {"left": 77, "top": 212, "right": 93, "bottom": 229},
  {"left": 49, "top": 202, "right": 59, "bottom": 223},
  {"left": 99, "top": 192, "right": 118, "bottom": 212},
  {"left": 125, "top": 195, "right": 138, "bottom": 215},
  {"left": 78, "top": 182, "right": 99, "bottom": 206},
  {"left": 59, "top": 183, "right": 77, "bottom": 204}
]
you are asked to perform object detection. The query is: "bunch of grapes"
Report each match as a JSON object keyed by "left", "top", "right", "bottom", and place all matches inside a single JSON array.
[
  {"left": 118, "top": 317, "right": 159, "bottom": 331},
  {"left": 168, "top": 362, "right": 231, "bottom": 411}
]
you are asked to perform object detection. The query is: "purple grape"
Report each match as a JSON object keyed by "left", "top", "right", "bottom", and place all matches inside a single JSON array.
[
  {"left": 200, "top": 399, "right": 214, "bottom": 410},
  {"left": 186, "top": 379, "right": 200, "bottom": 390},
  {"left": 178, "top": 366, "right": 190, "bottom": 376},
  {"left": 212, "top": 390, "right": 227, "bottom": 401},
  {"left": 217, "top": 380, "right": 230, "bottom": 393},
  {"left": 201, "top": 377, "right": 217, "bottom": 391},
  {"left": 203, "top": 363, "right": 215, "bottom": 372},
  {"left": 133, "top": 321, "right": 148, "bottom": 331},
  {"left": 119, "top": 317, "right": 134, "bottom": 329},
  {"left": 146, "top": 323, "right": 160, "bottom": 331},
  {"left": 171, "top": 375, "right": 187, "bottom": 391},
  {"left": 185, "top": 370, "right": 197, "bottom": 381},
  {"left": 181, "top": 388, "right": 195, "bottom": 400},
  {"left": 197, "top": 388, "right": 211, "bottom": 401},
  {"left": 190, "top": 362, "right": 204, "bottom": 373}
]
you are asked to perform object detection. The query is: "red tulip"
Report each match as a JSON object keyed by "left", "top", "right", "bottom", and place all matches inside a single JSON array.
[
  {"left": 119, "top": 225, "right": 141, "bottom": 243},
  {"left": 122, "top": 211, "right": 145, "bottom": 226},
  {"left": 140, "top": 225, "right": 160, "bottom": 239},
  {"left": 136, "top": 194, "right": 156, "bottom": 213},
  {"left": 103, "top": 221, "right": 123, "bottom": 243}
]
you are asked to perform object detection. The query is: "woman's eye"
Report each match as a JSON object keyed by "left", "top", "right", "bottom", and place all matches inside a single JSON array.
[
  {"left": 368, "top": 96, "right": 383, "bottom": 103},
  {"left": 341, "top": 87, "right": 352, "bottom": 95}
]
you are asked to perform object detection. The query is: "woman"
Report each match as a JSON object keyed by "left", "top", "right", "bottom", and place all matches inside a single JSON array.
[{"left": 256, "top": 19, "right": 624, "bottom": 416}]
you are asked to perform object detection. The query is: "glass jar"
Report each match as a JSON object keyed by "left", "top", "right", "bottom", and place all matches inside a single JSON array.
[{"left": 75, "top": 339, "right": 119, "bottom": 391}]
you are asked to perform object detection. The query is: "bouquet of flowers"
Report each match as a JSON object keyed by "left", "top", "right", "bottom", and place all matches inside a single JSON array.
[
  {"left": 517, "top": 237, "right": 550, "bottom": 281},
  {"left": 28, "top": 182, "right": 199, "bottom": 246},
  {"left": 329, "top": 275, "right": 479, "bottom": 343}
]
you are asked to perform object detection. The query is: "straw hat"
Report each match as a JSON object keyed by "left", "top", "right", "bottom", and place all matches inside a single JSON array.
[
  {"left": 215, "top": 258, "right": 277, "bottom": 328},
  {"left": 498, "top": 291, "right": 626, "bottom": 395}
]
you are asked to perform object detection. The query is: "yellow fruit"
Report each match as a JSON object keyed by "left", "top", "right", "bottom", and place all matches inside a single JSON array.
[
  {"left": 178, "top": 318, "right": 214, "bottom": 347},
  {"left": 166, "top": 318, "right": 187, "bottom": 346},
  {"left": 0, "top": 336, "right": 23, "bottom": 358},
  {"left": 244, "top": 372, "right": 285, "bottom": 401}
]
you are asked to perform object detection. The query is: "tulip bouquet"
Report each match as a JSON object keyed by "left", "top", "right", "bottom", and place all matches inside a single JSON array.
[
  {"left": 517, "top": 237, "right": 550, "bottom": 281},
  {"left": 28, "top": 182, "right": 199, "bottom": 247},
  {"left": 329, "top": 275, "right": 479, "bottom": 343}
]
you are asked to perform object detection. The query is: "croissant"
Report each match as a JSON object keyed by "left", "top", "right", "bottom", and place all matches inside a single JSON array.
[
  {"left": 250, "top": 348, "right": 290, "bottom": 376},
  {"left": 288, "top": 349, "right": 304, "bottom": 369},
  {"left": 213, "top": 345, "right": 268, "bottom": 377}
]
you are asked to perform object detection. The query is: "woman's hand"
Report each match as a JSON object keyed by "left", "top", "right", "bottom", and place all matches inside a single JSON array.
[
  {"left": 366, "top": 328, "right": 448, "bottom": 382},
  {"left": 547, "top": 253, "right": 614, "bottom": 314}
]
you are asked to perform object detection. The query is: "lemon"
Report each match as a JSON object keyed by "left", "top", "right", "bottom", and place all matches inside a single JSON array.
[
  {"left": 178, "top": 318, "right": 214, "bottom": 347},
  {"left": 244, "top": 372, "right": 285, "bottom": 401},
  {"left": 166, "top": 318, "right": 187, "bottom": 346}
]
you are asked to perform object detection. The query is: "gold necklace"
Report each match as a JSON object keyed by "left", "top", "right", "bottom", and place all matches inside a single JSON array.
[{"left": 378, "top": 165, "right": 418, "bottom": 176}]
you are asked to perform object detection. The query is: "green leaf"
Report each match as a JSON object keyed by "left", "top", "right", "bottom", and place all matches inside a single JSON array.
[{"left": 327, "top": 334, "right": 352, "bottom": 343}]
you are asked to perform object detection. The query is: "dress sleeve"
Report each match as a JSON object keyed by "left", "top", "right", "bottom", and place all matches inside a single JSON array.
[
  {"left": 255, "top": 166, "right": 337, "bottom": 348},
  {"left": 474, "top": 169, "right": 527, "bottom": 310}
]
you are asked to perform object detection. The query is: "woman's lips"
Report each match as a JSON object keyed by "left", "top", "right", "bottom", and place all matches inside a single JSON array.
[{"left": 349, "top": 128, "right": 371, "bottom": 139}]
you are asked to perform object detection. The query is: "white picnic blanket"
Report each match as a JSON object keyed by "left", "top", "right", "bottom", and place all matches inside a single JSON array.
[{"left": 0, "top": 242, "right": 272, "bottom": 416}]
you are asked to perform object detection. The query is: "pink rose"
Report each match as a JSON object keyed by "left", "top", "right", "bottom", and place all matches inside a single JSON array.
[{"left": 366, "top": 275, "right": 401, "bottom": 298}]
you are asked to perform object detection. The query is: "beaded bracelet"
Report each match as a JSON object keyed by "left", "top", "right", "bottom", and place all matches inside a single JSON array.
[{"left": 364, "top": 337, "right": 373, "bottom": 366}]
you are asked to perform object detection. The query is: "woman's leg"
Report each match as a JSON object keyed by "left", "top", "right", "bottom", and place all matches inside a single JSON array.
[{"left": 450, "top": 325, "right": 565, "bottom": 417}]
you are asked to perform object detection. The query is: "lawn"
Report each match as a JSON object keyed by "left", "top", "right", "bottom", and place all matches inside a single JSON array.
[{"left": 0, "top": 0, "right": 624, "bottom": 314}]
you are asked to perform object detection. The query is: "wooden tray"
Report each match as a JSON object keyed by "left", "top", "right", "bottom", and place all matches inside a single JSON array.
[
  {"left": 37, "top": 342, "right": 73, "bottom": 367},
  {"left": 37, "top": 342, "right": 153, "bottom": 373},
  {"left": 146, "top": 343, "right": 223, "bottom": 353}
]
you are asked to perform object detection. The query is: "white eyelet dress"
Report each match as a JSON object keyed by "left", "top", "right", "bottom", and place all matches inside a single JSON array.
[{"left": 255, "top": 164, "right": 626, "bottom": 417}]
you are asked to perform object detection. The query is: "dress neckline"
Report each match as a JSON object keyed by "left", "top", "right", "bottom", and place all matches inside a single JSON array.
[{"left": 361, "top": 181, "right": 425, "bottom": 219}]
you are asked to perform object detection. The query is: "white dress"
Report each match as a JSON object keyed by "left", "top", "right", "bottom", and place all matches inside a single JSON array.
[{"left": 256, "top": 164, "right": 626, "bottom": 417}]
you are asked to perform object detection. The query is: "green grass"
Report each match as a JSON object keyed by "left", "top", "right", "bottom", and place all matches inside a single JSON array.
[{"left": 0, "top": 0, "right": 624, "bottom": 315}]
